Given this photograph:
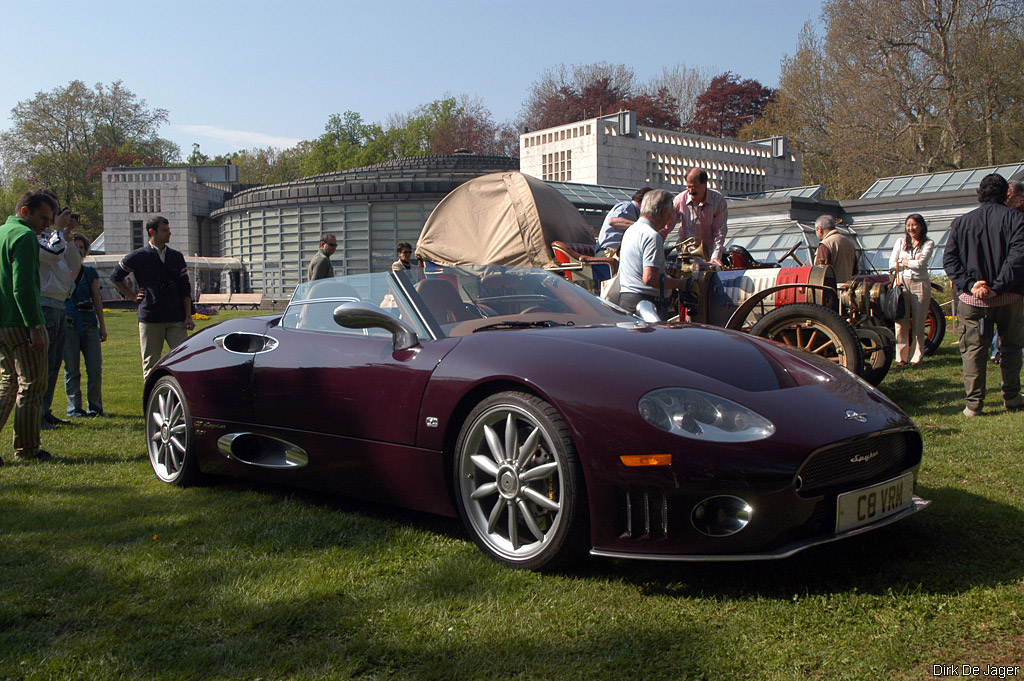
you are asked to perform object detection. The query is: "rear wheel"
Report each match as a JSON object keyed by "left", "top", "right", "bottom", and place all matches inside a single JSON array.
[
  {"left": 923, "top": 298, "right": 946, "bottom": 356},
  {"left": 453, "top": 391, "right": 588, "bottom": 571},
  {"left": 750, "top": 303, "right": 865, "bottom": 377}
]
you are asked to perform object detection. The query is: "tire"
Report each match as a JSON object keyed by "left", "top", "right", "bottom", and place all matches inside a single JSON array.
[
  {"left": 453, "top": 391, "right": 588, "bottom": 571},
  {"left": 750, "top": 303, "right": 865, "bottom": 377},
  {"left": 923, "top": 298, "right": 946, "bottom": 356},
  {"left": 859, "top": 331, "right": 894, "bottom": 386},
  {"left": 146, "top": 376, "right": 202, "bottom": 487}
]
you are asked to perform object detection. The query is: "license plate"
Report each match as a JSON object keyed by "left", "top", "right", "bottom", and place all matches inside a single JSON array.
[{"left": 836, "top": 472, "right": 914, "bottom": 533}]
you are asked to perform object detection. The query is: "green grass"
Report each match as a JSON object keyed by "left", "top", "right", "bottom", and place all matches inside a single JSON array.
[{"left": 2, "top": 309, "right": 1022, "bottom": 680}]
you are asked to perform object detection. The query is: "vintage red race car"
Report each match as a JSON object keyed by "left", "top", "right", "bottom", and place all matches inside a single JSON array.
[{"left": 145, "top": 266, "right": 929, "bottom": 570}]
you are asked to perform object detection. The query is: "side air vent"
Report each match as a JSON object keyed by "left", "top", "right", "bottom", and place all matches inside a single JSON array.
[
  {"left": 618, "top": 487, "right": 668, "bottom": 540},
  {"left": 214, "top": 333, "right": 279, "bottom": 354},
  {"left": 217, "top": 433, "right": 308, "bottom": 468}
]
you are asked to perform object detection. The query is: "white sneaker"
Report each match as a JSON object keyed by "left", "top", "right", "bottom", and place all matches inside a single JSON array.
[{"left": 963, "top": 406, "right": 982, "bottom": 417}]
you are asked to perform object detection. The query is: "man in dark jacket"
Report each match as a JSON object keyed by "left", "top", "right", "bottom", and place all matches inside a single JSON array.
[
  {"left": 943, "top": 173, "right": 1024, "bottom": 416},
  {"left": 111, "top": 216, "right": 194, "bottom": 379},
  {"left": 308, "top": 233, "right": 337, "bottom": 281}
]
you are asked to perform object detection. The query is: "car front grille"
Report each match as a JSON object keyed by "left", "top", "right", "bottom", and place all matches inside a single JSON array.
[
  {"left": 618, "top": 487, "right": 669, "bottom": 540},
  {"left": 796, "top": 430, "right": 920, "bottom": 498}
]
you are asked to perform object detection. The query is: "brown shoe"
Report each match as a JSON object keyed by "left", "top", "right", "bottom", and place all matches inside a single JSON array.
[{"left": 1005, "top": 395, "right": 1024, "bottom": 410}]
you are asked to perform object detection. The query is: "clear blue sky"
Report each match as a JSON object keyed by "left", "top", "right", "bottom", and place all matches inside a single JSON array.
[{"left": 2, "top": 0, "right": 823, "bottom": 158}]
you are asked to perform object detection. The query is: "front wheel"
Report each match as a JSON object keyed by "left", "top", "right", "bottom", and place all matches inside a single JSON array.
[
  {"left": 453, "top": 391, "right": 588, "bottom": 571},
  {"left": 146, "top": 376, "right": 202, "bottom": 486},
  {"left": 750, "top": 303, "right": 865, "bottom": 377},
  {"left": 859, "top": 329, "right": 895, "bottom": 386}
]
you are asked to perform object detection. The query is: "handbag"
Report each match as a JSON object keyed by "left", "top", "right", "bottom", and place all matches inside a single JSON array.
[{"left": 884, "top": 263, "right": 908, "bottom": 322}]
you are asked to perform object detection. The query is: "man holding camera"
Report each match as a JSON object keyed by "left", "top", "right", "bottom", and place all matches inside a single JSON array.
[
  {"left": 37, "top": 200, "right": 83, "bottom": 430},
  {"left": 111, "top": 216, "right": 194, "bottom": 380}
]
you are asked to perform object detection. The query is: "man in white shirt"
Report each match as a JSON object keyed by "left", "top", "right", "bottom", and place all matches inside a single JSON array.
[{"left": 618, "top": 189, "right": 698, "bottom": 318}]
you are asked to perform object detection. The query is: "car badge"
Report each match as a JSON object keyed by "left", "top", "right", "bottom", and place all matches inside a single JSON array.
[
  {"left": 850, "top": 451, "right": 880, "bottom": 464},
  {"left": 844, "top": 410, "right": 867, "bottom": 422}
]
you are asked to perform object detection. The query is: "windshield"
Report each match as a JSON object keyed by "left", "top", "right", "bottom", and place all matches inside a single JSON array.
[
  {"left": 282, "top": 266, "right": 635, "bottom": 341},
  {"left": 396, "top": 265, "right": 634, "bottom": 337},
  {"left": 282, "top": 273, "right": 429, "bottom": 339}
]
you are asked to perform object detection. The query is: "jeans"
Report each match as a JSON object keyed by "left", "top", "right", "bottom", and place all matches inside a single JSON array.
[
  {"left": 63, "top": 325, "right": 103, "bottom": 416},
  {"left": 41, "top": 303, "right": 66, "bottom": 420}
]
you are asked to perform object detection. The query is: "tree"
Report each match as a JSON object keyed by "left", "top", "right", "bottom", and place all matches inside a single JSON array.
[
  {"left": 647, "top": 63, "right": 714, "bottom": 130},
  {"left": 404, "top": 95, "right": 517, "bottom": 156},
  {"left": 522, "top": 62, "right": 679, "bottom": 131},
  {"left": 187, "top": 143, "right": 210, "bottom": 166},
  {"left": 0, "top": 80, "right": 175, "bottom": 228},
  {"left": 206, "top": 143, "right": 310, "bottom": 185},
  {"left": 688, "top": 72, "right": 775, "bottom": 138},
  {"left": 754, "top": 0, "right": 1024, "bottom": 198}
]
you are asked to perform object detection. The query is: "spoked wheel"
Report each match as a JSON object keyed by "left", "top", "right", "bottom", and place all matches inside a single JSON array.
[
  {"left": 454, "top": 391, "right": 587, "bottom": 571},
  {"left": 923, "top": 298, "right": 946, "bottom": 356},
  {"left": 859, "top": 330, "right": 895, "bottom": 386},
  {"left": 750, "top": 303, "right": 865, "bottom": 377},
  {"left": 146, "top": 376, "right": 201, "bottom": 486}
]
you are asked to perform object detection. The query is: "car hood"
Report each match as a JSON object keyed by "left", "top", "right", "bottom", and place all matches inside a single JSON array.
[{"left": 520, "top": 321, "right": 868, "bottom": 394}]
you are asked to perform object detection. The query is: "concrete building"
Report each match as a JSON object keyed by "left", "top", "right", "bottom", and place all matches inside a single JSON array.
[
  {"left": 101, "top": 164, "right": 241, "bottom": 257},
  {"left": 519, "top": 111, "right": 801, "bottom": 196}
]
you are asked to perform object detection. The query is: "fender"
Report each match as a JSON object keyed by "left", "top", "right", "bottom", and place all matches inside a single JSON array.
[
  {"left": 724, "top": 283, "right": 837, "bottom": 331},
  {"left": 854, "top": 326, "right": 896, "bottom": 348}
]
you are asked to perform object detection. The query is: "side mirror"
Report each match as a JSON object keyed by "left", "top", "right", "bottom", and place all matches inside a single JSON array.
[
  {"left": 634, "top": 300, "right": 662, "bottom": 323},
  {"left": 333, "top": 302, "right": 420, "bottom": 352}
]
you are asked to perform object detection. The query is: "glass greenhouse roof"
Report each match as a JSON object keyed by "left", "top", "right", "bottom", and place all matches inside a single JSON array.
[
  {"left": 547, "top": 181, "right": 634, "bottom": 208},
  {"left": 736, "top": 185, "right": 825, "bottom": 200},
  {"left": 861, "top": 163, "right": 1024, "bottom": 199}
]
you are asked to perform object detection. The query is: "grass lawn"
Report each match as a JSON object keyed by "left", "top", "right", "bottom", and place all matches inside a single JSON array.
[{"left": 1, "top": 309, "right": 1022, "bottom": 680}]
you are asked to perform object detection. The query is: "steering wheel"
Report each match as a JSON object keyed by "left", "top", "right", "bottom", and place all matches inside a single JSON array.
[
  {"left": 779, "top": 243, "right": 803, "bottom": 266},
  {"left": 520, "top": 305, "right": 552, "bottom": 315}
]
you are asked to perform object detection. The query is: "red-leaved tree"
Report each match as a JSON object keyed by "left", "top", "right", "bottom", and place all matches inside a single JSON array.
[
  {"left": 688, "top": 72, "right": 775, "bottom": 138},
  {"left": 523, "top": 64, "right": 679, "bottom": 131}
]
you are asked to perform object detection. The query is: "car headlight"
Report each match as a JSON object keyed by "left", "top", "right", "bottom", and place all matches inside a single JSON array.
[{"left": 638, "top": 388, "right": 775, "bottom": 442}]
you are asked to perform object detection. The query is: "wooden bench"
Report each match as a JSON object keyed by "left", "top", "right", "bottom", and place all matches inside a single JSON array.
[
  {"left": 198, "top": 293, "right": 231, "bottom": 309},
  {"left": 227, "top": 293, "right": 264, "bottom": 310}
]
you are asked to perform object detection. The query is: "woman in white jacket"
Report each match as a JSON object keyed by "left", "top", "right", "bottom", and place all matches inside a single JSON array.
[{"left": 889, "top": 213, "right": 935, "bottom": 365}]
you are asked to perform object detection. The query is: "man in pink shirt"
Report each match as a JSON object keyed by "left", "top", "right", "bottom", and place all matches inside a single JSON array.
[{"left": 671, "top": 168, "right": 728, "bottom": 266}]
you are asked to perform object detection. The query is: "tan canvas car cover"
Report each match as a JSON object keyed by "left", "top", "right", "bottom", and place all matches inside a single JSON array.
[{"left": 415, "top": 172, "right": 594, "bottom": 268}]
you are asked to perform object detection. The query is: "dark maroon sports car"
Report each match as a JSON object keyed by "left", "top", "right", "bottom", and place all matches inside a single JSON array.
[{"left": 145, "top": 266, "right": 928, "bottom": 570}]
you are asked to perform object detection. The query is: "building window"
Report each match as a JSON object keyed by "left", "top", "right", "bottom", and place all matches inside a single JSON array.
[
  {"left": 131, "top": 220, "right": 144, "bottom": 250},
  {"left": 541, "top": 150, "right": 572, "bottom": 182}
]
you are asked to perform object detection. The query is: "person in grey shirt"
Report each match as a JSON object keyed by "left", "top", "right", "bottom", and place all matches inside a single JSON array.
[
  {"left": 618, "top": 189, "right": 697, "bottom": 317},
  {"left": 308, "top": 233, "right": 337, "bottom": 281}
]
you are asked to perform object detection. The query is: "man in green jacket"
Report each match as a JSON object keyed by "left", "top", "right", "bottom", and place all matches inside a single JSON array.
[{"left": 0, "top": 190, "right": 59, "bottom": 464}]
